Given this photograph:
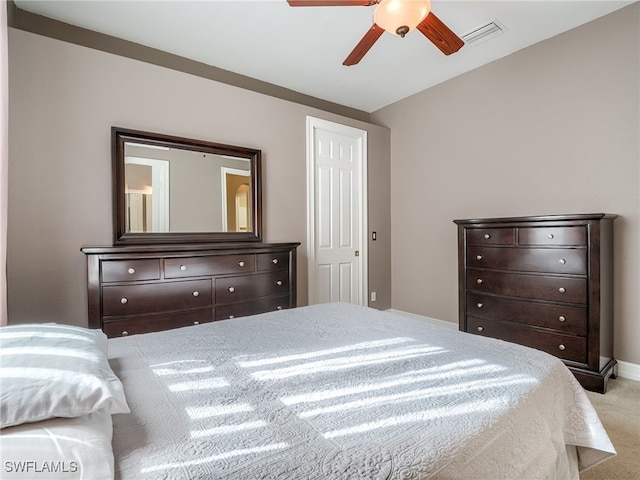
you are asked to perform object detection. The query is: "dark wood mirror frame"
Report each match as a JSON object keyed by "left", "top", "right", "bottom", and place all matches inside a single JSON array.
[{"left": 112, "top": 127, "right": 262, "bottom": 245}]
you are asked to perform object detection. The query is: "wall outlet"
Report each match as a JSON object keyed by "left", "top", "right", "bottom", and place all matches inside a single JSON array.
[{"left": 370, "top": 291, "right": 377, "bottom": 302}]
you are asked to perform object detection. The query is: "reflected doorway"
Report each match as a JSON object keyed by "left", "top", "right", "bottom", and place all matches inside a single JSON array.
[
  {"left": 125, "top": 157, "right": 170, "bottom": 232},
  {"left": 221, "top": 167, "right": 251, "bottom": 232}
]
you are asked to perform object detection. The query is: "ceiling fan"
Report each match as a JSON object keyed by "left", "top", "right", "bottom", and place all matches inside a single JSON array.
[{"left": 287, "top": 0, "right": 464, "bottom": 66}]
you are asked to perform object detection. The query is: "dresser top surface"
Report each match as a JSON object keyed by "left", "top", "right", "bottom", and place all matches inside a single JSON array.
[
  {"left": 81, "top": 242, "right": 301, "bottom": 256},
  {"left": 453, "top": 213, "right": 617, "bottom": 226}
]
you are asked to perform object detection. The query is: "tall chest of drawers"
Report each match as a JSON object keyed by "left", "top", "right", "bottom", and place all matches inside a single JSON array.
[
  {"left": 82, "top": 242, "right": 299, "bottom": 338},
  {"left": 454, "top": 214, "right": 616, "bottom": 393}
]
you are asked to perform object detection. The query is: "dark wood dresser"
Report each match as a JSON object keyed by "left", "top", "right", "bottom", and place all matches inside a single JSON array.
[
  {"left": 82, "top": 242, "right": 299, "bottom": 338},
  {"left": 453, "top": 214, "right": 616, "bottom": 393}
]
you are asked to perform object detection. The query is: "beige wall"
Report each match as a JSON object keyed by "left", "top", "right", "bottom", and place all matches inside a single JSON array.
[
  {"left": 372, "top": 4, "right": 639, "bottom": 365},
  {"left": 7, "top": 28, "right": 391, "bottom": 326}
]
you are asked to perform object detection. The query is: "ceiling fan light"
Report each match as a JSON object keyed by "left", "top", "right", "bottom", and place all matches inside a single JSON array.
[{"left": 374, "top": 0, "right": 431, "bottom": 37}]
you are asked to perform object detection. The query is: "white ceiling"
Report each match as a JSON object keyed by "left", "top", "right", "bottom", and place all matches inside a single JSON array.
[{"left": 14, "top": 0, "right": 636, "bottom": 113}]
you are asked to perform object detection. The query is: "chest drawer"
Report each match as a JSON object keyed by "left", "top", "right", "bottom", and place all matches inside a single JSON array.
[
  {"left": 467, "top": 228, "right": 515, "bottom": 246},
  {"left": 257, "top": 252, "right": 290, "bottom": 271},
  {"left": 103, "top": 308, "right": 213, "bottom": 338},
  {"left": 466, "top": 292, "right": 587, "bottom": 335},
  {"left": 466, "top": 316, "right": 587, "bottom": 364},
  {"left": 102, "top": 259, "right": 160, "bottom": 283},
  {"left": 455, "top": 214, "right": 617, "bottom": 392},
  {"left": 468, "top": 247, "right": 587, "bottom": 275},
  {"left": 103, "top": 279, "right": 212, "bottom": 316},
  {"left": 164, "top": 255, "right": 255, "bottom": 278},
  {"left": 518, "top": 226, "right": 587, "bottom": 246},
  {"left": 215, "top": 271, "right": 290, "bottom": 304},
  {"left": 467, "top": 269, "right": 587, "bottom": 304},
  {"left": 215, "top": 294, "right": 291, "bottom": 321}
]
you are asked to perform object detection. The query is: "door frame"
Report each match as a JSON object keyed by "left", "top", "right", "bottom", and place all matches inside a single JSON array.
[
  {"left": 306, "top": 116, "right": 368, "bottom": 305},
  {"left": 220, "top": 166, "right": 251, "bottom": 232},
  {"left": 124, "top": 156, "right": 170, "bottom": 232}
]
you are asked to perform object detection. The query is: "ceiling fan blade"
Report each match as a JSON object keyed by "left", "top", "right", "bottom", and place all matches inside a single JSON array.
[
  {"left": 343, "top": 23, "right": 384, "bottom": 66},
  {"left": 416, "top": 12, "right": 464, "bottom": 55},
  {"left": 287, "top": 1, "right": 374, "bottom": 6}
]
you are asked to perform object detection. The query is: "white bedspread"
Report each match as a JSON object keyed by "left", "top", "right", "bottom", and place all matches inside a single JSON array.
[{"left": 108, "top": 303, "right": 615, "bottom": 480}]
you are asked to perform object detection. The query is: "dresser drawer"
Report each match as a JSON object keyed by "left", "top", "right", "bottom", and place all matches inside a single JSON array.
[
  {"left": 257, "top": 252, "right": 290, "bottom": 271},
  {"left": 83, "top": 243, "right": 300, "bottom": 340},
  {"left": 215, "top": 271, "right": 289, "bottom": 304},
  {"left": 468, "top": 247, "right": 587, "bottom": 275},
  {"left": 102, "top": 259, "right": 161, "bottom": 283},
  {"left": 467, "top": 228, "right": 515, "bottom": 246},
  {"left": 467, "top": 269, "right": 587, "bottom": 304},
  {"left": 466, "top": 316, "right": 587, "bottom": 364},
  {"left": 103, "top": 279, "right": 212, "bottom": 316},
  {"left": 518, "top": 226, "right": 587, "bottom": 246},
  {"left": 165, "top": 255, "right": 255, "bottom": 278},
  {"left": 466, "top": 292, "right": 587, "bottom": 335},
  {"left": 103, "top": 308, "right": 213, "bottom": 338},
  {"left": 215, "top": 294, "right": 291, "bottom": 321}
]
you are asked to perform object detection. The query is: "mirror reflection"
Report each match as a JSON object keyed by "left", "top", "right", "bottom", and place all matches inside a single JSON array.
[
  {"left": 124, "top": 143, "right": 251, "bottom": 233},
  {"left": 112, "top": 127, "right": 262, "bottom": 245}
]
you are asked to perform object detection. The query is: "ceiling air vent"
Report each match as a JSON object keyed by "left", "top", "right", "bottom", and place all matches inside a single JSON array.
[{"left": 462, "top": 21, "right": 505, "bottom": 46}]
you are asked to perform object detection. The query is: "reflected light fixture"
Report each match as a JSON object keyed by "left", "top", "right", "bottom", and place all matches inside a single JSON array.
[{"left": 373, "top": 0, "right": 431, "bottom": 37}]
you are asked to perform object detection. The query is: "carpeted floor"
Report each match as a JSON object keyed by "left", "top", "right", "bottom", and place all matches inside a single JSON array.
[{"left": 581, "top": 377, "right": 640, "bottom": 480}]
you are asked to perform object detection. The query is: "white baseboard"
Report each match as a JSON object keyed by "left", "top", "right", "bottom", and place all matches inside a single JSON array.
[
  {"left": 387, "top": 308, "right": 640, "bottom": 382},
  {"left": 616, "top": 360, "right": 640, "bottom": 382},
  {"left": 387, "top": 309, "right": 458, "bottom": 330}
]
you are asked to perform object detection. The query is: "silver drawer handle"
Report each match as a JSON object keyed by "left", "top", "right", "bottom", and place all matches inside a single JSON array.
[
  {"left": 558, "top": 344, "right": 566, "bottom": 351},
  {"left": 272, "top": 258, "right": 279, "bottom": 264},
  {"left": 559, "top": 315, "right": 566, "bottom": 322},
  {"left": 476, "top": 255, "right": 483, "bottom": 261},
  {"left": 559, "top": 258, "right": 566, "bottom": 265},
  {"left": 228, "top": 287, "right": 235, "bottom": 293},
  {"left": 120, "top": 297, "right": 128, "bottom": 305},
  {"left": 276, "top": 280, "right": 283, "bottom": 286},
  {"left": 238, "top": 261, "right": 245, "bottom": 267},
  {"left": 192, "top": 291, "right": 200, "bottom": 297},
  {"left": 193, "top": 321, "right": 200, "bottom": 325},
  {"left": 477, "top": 326, "right": 484, "bottom": 332},
  {"left": 476, "top": 278, "right": 483, "bottom": 284},
  {"left": 276, "top": 305, "right": 283, "bottom": 310},
  {"left": 229, "top": 315, "right": 235, "bottom": 319},
  {"left": 122, "top": 331, "right": 129, "bottom": 336},
  {"left": 128, "top": 267, "right": 136, "bottom": 274},
  {"left": 477, "top": 303, "right": 483, "bottom": 309},
  {"left": 483, "top": 234, "right": 491, "bottom": 239},
  {"left": 180, "top": 265, "right": 187, "bottom": 271},
  {"left": 548, "top": 233, "right": 555, "bottom": 239},
  {"left": 558, "top": 287, "right": 566, "bottom": 293}
]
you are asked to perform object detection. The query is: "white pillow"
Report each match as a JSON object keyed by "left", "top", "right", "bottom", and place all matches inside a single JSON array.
[
  {"left": 0, "top": 323, "right": 130, "bottom": 429},
  {"left": 0, "top": 410, "right": 115, "bottom": 480}
]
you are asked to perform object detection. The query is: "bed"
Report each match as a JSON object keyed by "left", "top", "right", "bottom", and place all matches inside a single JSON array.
[{"left": 1, "top": 303, "right": 615, "bottom": 479}]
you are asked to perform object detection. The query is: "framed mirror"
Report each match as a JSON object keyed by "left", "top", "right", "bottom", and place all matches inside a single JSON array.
[{"left": 112, "top": 127, "right": 262, "bottom": 245}]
